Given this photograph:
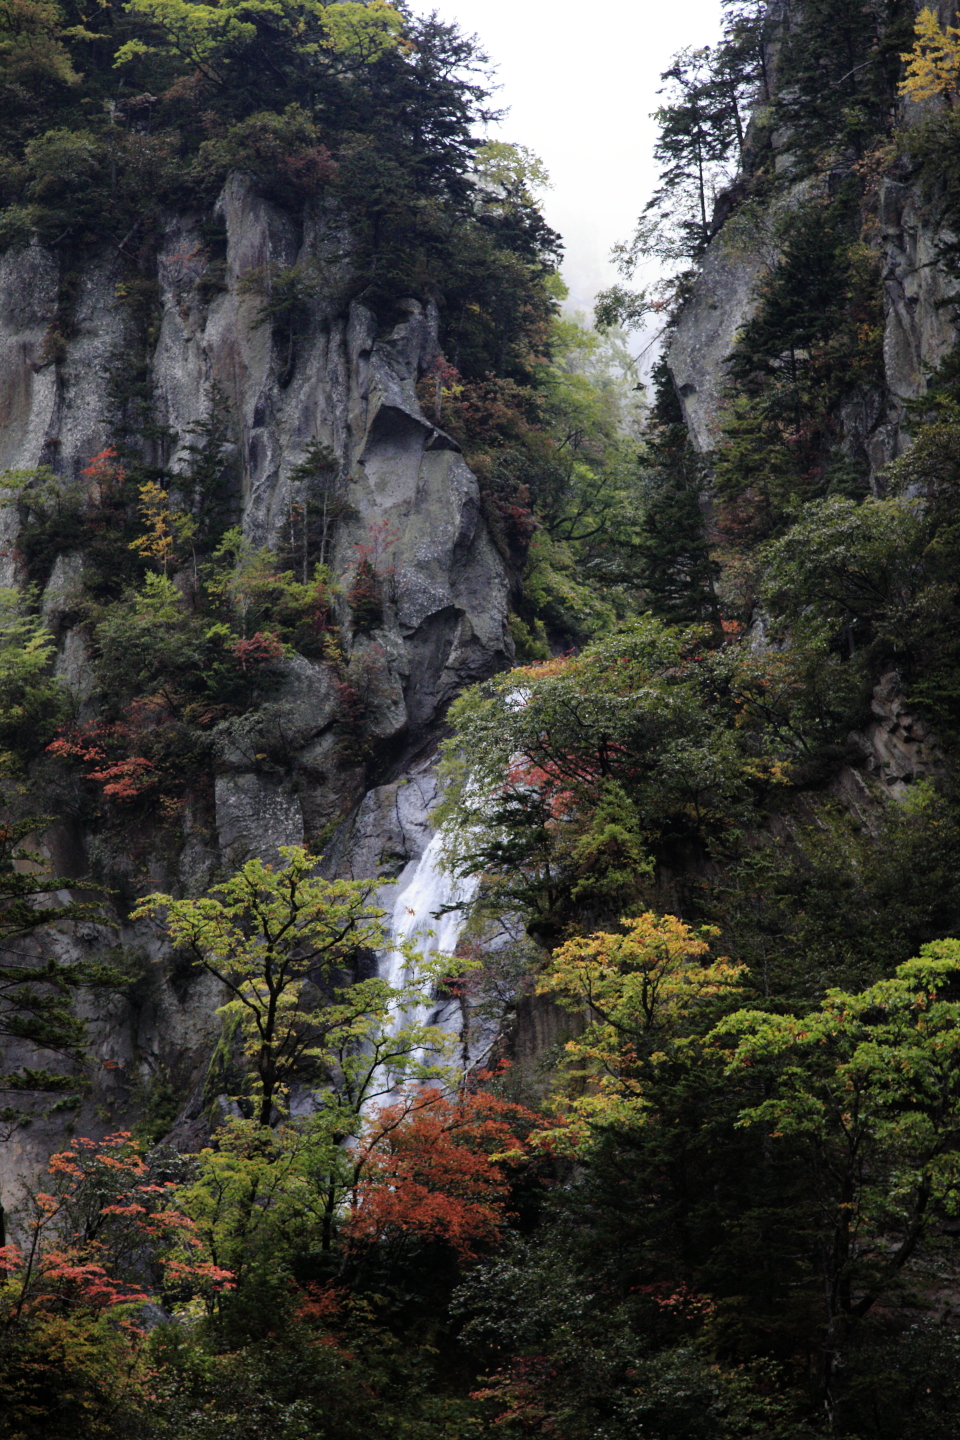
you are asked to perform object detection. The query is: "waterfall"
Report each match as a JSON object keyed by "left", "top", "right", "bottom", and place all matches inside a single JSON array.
[{"left": 379, "top": 824, "right": 479, "bottom": 1069}]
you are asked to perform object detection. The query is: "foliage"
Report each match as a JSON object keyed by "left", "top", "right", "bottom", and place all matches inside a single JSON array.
[
  {"left": 43, "top": 536, "right": 338, "bottom": 819},
  {"left": 0, "top": 814, "right": 113, "bottom": 1128},
  {"left": 455, "top": 1236, "right": 814, "bottom": 1440},
  {"left": 0, "top": 1132, "right": 230, "bottom": 1439},
  {"left": 14, "top": 0, "right": 960, "bottom": 1435},
  {"left": 539, "top": 911, "right": 743, "bottom": 1135},
  {"left": 128, "top": 481, "right": 194, "bottom": 574},
  {"left": 701, "top": 784, "right": 960, "bottom": 1003},
  {"left": 14, "top": 450, "right": 143, "bottom": 598},
  {"left": 417, "top": 307, "right": 646, "bottom": 649},
  {"left": 0, "top": 585, "right": 69, "bottom": 768},
  {"left": 759, "top": 494, "right": 925, "bottom": 655},
  {"left": 143, "top": 1302, "right": 476, "bottom": 1440},
  {"left": 437, "top": 618, "right": 809, "bottom": 938},
  {"left": 135, "top": 845, "right": 463, "bottom": 1125},
  {"left": 46, "top": 572, "right": 283, "bottom": 808},
  {"left": 717, "top": 941, "right": 960, "bottom": 1415},
  {"left": 167, "top": 1079, "right": 541, "bottom": 1345},
  {"left": 633, "top": 363, "right": 720, "bottom": 627},
  {"left": 114, "top": 0, "right": 404, "bottom": 84},
  {"left": 345, "top": 1083, "right": 541, "bottom": 1262},
  {"left": 899, "top": 7, "right": 960, "bottom": 105},
  {"left": 713, "top": 199, "right": 884, "bottom": 548},
  {"left": 757, "top": 407, "right": 960, "bottom": 735},
  {"left": 346, "top": 521, "right": 396, "bottom": 632},
  {"left": 768, "top": 0, "right": 913, "bottom": 171}
]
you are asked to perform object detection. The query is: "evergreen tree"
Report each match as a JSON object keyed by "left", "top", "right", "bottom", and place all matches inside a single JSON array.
[
  {"left": 772, "top": 0, "right": 914, "bottom": 167},
  {"left": 0, "top": 817, "right": 109, "bottom": 1131},
  {"left": 636, "top": 362, "right": 720, "bottom": 628},
  {"left": 647, "top": 46, "right": 744, "bottom": 257}
]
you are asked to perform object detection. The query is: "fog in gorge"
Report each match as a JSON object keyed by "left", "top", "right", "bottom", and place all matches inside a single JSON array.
[{"left": 407, "top": 0, "right": 725, "bottom": 320}]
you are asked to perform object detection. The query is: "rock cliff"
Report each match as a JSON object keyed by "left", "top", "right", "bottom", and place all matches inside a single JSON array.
[
  {"left": 0, "top": 176, "right": 513, "bottom": 1195},
  {"left": 667, "top": 172, "right": 960, "bottom": 482}
]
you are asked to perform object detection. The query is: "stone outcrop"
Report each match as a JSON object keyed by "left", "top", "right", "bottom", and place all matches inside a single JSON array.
[
  {"left": 851, "top": 670, "right": 945, "bottom": 800},
  {"left": 0, "top": 175, "right": 512, "bottom": 867},
  {"left": 877, "top": 176, "right": 960, "bottom": 412},
  {"left": 665, "top": 222, "right": 767, "bottom": 451},
  {"left": 0, "top": 177, "right": 513, "bottom": 1198},
  {"left": 667, "top": 169, "right": 959, "bottom": 481}
]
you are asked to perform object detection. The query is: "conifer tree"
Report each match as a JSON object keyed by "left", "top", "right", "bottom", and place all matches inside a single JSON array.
[
  {"left": 636, "top": 362, "right": 720, "bottom": 629},
  {"left": 0, "top": 818, "right": 108, "bottom": 1130}
]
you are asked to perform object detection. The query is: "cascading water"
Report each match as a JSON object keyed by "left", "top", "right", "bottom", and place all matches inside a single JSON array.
[{"left": 380, "top": 826, "right": 479, "bottom": 1064}]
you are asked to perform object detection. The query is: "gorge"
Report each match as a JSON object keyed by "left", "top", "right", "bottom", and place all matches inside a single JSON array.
[{"left": 4, "top": 1, "right": 960, "bottom": 1436}]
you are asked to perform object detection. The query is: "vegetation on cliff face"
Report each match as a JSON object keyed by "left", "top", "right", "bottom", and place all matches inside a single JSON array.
[{"left": 9, "top": 0, "right": 960, "bottom": 1437}]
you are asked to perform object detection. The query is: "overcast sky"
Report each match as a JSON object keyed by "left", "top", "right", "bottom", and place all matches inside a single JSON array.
[{"left": 406, "top": 0, "right": 724, "bottom": 319}]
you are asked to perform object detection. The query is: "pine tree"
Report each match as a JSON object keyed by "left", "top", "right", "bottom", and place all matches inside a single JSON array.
[
  {"left": 0, "top": 817, "right": 110, "bottom": 1130},
  {"left": 636, "top": 362, "right": 720, "bottom": 628}
]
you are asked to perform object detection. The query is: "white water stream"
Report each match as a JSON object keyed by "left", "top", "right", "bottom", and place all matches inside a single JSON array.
[{"left": 381, "top": 825, "right": 479, "bottom": 1046}]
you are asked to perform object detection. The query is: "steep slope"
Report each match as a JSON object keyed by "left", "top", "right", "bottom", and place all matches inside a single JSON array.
[{"left": 0, "top": 173, "right": 515, "bottom": 1194}]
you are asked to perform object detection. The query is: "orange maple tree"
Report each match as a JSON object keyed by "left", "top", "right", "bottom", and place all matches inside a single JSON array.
[
  {"left": 0, "top": 1133, "right": 232, "bottom": 1435},
  {"left": 0, "top": 1131, "right": 232, "bottom": 1325},
  {"left": 47, "top": 710, "right": 162, "bottom": 802},
  {"left": 344, "top": 1082, "right": 547, "bottom": 1262}
]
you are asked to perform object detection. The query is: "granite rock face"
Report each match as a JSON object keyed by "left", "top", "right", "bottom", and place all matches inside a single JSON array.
[
  {"left": 852, "top": 670, "right": 945, "bottom": 800},
  {"left": 877, "top": 178, "right": 960, "bottom": 409},
  {"left": 0, "top": 178, "right": 513, "bottom": 1197},
  {"left": 665, "top": 223, "right": 767, "bottom": 451},
  {"left": 670, "top": 159, "right": 956, "bottom": 815},
  {"left": 0, "top": 176, "right": 512, "bottom": 864},
  {"left": 666, "top": 173, "right": 959, "bottom": 482}
]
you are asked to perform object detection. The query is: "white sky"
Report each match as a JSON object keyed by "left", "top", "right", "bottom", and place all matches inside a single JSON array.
[{"left": 406, "top": 0, "right": 724, "bottom": 319}]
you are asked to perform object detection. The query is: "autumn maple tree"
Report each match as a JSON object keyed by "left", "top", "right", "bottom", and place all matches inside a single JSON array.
[
  {"left": 540, "top": 911, "right": 743, "bottom": 1134},
  {"left": 0, "top": 1132, "right": 232, "bottom": 1435},
  {"left": 169, "top": 1078, "right": 547, "bottom": 1342},
  {"left": 345, "top": 1083, "right": 542, "bottom": 1261}
]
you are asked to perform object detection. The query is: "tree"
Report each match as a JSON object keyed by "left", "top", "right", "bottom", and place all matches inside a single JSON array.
[
  {"left": 173, "top": 383, "right": 237, "bottom": 553},
  {"left": 594, "top": 4, "right": 766, "bottom": 328},
  {"left": 0, "top": 816, "right": 112, "bottom": 1132},
  {"left": 649, "top": 47, "right": 742, "bottom": 256},
  {"left": 635, "top": 379, "right": 720, "bottom": 629},
  {"left": 539, "top": 912, "right": 742, "bottom": 1136},
  {"left": 0, "top": 585, "right": 70, "bottom": 766},
  {"left": 759, "top": 494, "right": 925, "bottom": 656},
  {"left": 0, "top": 0, "right": 79, "bottom": 95},
  {"left": 287, "top": 439, "right": 341, "bottom": 578},
  {"left": 900, "top": 7, "right": 960, "bottom": 104},
  {"left": 713, "top": 201, "right": 884, "bottom": 545},
  {"left": 135, "top": 846, "right": 463, "bottom": 1127},
  {"left": 171, "top": 1080, "right": 541, "bottom": 1338},
  {"left": 717, "top": 942, "right": 960, "bottom": 1422},
  {"left": 128, "top": 481, "right": 189, "bottom": 575},
  {"left": 345, "top": 1084, "right": 540, "bottom": 1262},
  {"left": 0, "top": 1132, "right": 230, "bottom": 1439},
  {"left": 769, "top": 0, "right": 913, "bottom": 167},
  {"left": 436, "top": 618, "right": 795, "bottom": 938},
  {"left": 115, "top": 0, "right": 405, "bottom": 89},
  {"left": 207, "top": 526, "right": 327, "bottom": 644}
]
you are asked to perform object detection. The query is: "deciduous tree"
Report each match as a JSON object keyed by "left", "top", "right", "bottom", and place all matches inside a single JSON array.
[
  {"left": 718, "top": 941, "right": 960, "bottom": 1419},
  {"left": 135, "top": 845, "right": 463, "bottom": 1126}
]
